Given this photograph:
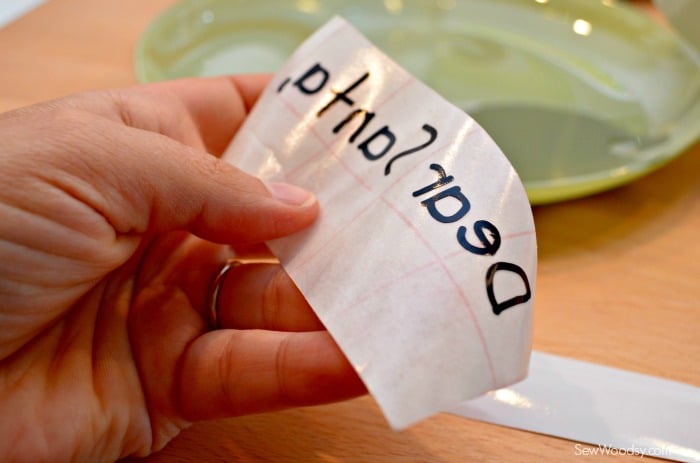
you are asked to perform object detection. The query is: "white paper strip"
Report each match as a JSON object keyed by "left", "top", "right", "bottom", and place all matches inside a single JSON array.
[
  {"left": 451, "top": 351, "right": 700, "bottom": 463},
  {"left": 224, "top": 17, "right": 536, "bottom": 429},
  {"left": 0, "top": 0, "right": 46, "bottom": 28}
]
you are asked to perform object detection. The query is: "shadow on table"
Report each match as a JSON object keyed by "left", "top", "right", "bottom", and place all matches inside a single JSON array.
[
  {"left": 533, "top": 139, "right": 700, "bottom": 261},
  {"left": 119, "top": 397, "right": 454, "bottom": 463}
]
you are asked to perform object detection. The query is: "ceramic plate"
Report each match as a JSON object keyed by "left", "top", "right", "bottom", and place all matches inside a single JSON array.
[{"left": 135, "top": 0, "right": 700, "bottom": 204}]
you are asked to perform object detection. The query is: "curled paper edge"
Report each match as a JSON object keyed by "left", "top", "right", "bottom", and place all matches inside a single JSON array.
[{"left": 224, "top": 16, "right": 537, "bottom": 430}]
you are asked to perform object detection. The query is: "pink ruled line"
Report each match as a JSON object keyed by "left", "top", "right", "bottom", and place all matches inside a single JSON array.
[
  {"left": 286, "top": 193, "right": 377, "bottom": 275},
  {"left": 335, "top": 259, "right": 441, "bottom": 313},
  {"left": 381, "top": 119, "right": 481, "bottom": 193},
  {"left": 276, "top": 95, "right": 372, "bottom": 192},
  {"left": 443, "top": 228, "right": 537, "bottom": 262},
  {"left": 264, "top": 49, "right": 502, "bottom": 388},
  {"left": 502, "top": 229, "right": 537, "bottom": 240},
  {"left": 277, "top": 72, "right": 417, "bottom": 190},
  {"left": 378, "top": 196, "right": 498, "bottom": 386}
]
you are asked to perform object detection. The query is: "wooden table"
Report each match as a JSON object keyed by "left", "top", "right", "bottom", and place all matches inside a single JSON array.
[{"left": 1, "top": 1, "right": 697, "bottom": 461}]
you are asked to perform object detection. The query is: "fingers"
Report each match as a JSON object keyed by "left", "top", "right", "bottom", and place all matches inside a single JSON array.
[
  {"left": 158, "top": 154, "right": 319, "bottom": 244},
  {"left": 131, "top": 273, "right": 366, "bottom": 427},
  {"left": 133, "top": 235, "right": 322, "bottom": 333},
  {"left": 135, "top": 235, "right": 322, "bottom": 333},
  {"left": 107, "top": 75, "right": 272, "bottom": 156},
  {"left": 177, "top": 329, "right": 367, "bottom": 421},
  {"left": 69, "top": 116, "right": 318, "bottom": 244},
  {"left": 3, "top": 74, "right": 315, "bottom": 245},
  {"left": 101, "top": 75, "right": 315, "bottom": 243},
  {"left": 215, "top": 263, "right": 324, "bottom": 331}
]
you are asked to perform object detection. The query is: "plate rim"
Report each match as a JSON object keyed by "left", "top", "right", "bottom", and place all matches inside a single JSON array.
[{"left": 134, "top": 0, "right": 700, "bottom": 205}]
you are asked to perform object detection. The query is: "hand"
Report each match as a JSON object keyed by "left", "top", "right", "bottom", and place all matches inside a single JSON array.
[{"left": 0, "top": 76, "right": 366, "bottom": 462}]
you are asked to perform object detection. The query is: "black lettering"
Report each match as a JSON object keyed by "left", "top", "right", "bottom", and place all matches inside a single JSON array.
[
  {"left": 486, "top": 262, "right": 532, "bottom": 315},
  {"left": 457, "top": 220, "right": 501, "bottom": 256},
  {"left": 385, "top": 124, "right": 437, "bottom": 175},
  {"left": 412, "top": 163, "right": 453, "bottom": 197},
  {"left": 420, "top": 186, "right": 470, "bottom": 224},
  {"left": 332, "top": 109, "right": 376, "bottom": 143},
  {"left": 277, "top": 77, "right": 291, "bottom": 92},
  {"left": 317, "top": 72, "right": 370, "bottom": 116},
  {"left": 358, "top": 126, "right": 397, "bottom": 161},
  {"left": 293, "top": 63, "right": 330, "bottom": 95}
]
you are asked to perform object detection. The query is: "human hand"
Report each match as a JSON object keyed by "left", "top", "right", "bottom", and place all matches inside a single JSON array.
[{"left": 0, "top": 76, "right": 366, "bottom": 462}]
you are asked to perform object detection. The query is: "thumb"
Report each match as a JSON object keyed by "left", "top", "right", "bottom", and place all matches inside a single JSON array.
[{"left": 73, "top": 116, "right": 318, "bottom": 244}]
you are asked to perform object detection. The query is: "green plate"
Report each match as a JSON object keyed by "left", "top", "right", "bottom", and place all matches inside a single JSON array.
[{"left": 135, "top": 0, "right": 700, "bottom": 204}]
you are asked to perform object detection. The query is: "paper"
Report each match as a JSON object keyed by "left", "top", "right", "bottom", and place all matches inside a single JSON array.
[
  {"left": 223, "top": 17, "right": 537, "bottom": 429},
  {"left": 451, "top": 351, "right": 700, "bottom": 463}
]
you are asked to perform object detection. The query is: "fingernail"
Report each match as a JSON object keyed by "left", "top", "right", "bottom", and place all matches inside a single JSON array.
[{"left": 266, "top": 182, "right": 316, "bottom": 207}]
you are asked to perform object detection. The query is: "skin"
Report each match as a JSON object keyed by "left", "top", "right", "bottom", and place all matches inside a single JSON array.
[{"left": 0, "top": 75, "right": 366, "bottom": 463}]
